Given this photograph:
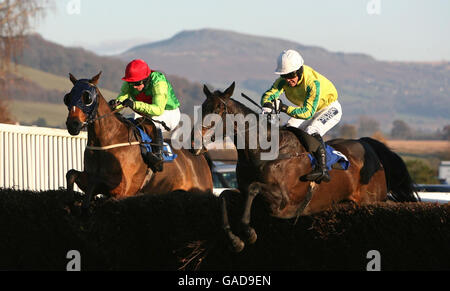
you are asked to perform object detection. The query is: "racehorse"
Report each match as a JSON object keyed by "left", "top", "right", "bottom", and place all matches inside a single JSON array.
[
  {"left": 195, "top": 82, "right": 418, "bottom": 252},
  {"left": 64, "top": 72, "right": 213, "bottom": 208}
]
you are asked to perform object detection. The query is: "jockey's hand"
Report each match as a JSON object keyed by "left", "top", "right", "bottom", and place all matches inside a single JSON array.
[
  {"left": 262, "top": 102, "right": 274, "bottom": 114},
  {"left": 108, "top": 99, "right": 119, "bottom": 108},
  {"left": 121, "top": 98, "right": 134, "bottom": 109},
  {"left": 277, "top": 99, "right": 289, "bottom": 113}
]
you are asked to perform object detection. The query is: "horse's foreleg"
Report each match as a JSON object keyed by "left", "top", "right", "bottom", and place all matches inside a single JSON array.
[
  {"left": 219, "top": 193, "right": 244, "bottom": 253},
  {"left": 81, "top": 180, "right": 96, "bottom": 209},
  {"left": 66, "top": 169, "right": 88, "bottom": 201},
  {"left": 238, "top": 182, "right": 263, "bottom": 245}
]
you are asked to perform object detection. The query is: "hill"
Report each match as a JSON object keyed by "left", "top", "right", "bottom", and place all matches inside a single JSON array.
[
  {"left": 8, "top": 35, "right": 207, "bottom": 126},
  {"left": 120, "top": 28, "right": 450, "bottom": 130}
]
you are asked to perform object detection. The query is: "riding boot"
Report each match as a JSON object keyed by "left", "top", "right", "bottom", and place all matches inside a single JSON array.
[
  {"left": 146, "top": 128, "right": 164, "bottom": 172},
  {"left": 302, "top": 133, "right": 331, "bottom": 183}
]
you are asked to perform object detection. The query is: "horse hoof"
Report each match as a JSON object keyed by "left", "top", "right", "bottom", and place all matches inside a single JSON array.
[
  {"left": 240, "top": 226, "right": 258, "bottom": 245},
  {"left": 246, "top": 227, "right": 258, "bottom": 245},
  {"left": 230, "top": 237, "right": 245, "bottom": 253}
]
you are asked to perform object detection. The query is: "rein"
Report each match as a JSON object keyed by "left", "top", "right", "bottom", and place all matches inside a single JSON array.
[{"left": 82, "top": 106, "right": 124, "bottom": 128}]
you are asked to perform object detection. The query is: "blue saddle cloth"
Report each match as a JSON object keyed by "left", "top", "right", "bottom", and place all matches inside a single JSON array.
[
  {"left": 308, "top": 144, "right": 350, "bottom": 170},
  {"left": 130, "top": 119, "right": 177, "bottom": 162}
]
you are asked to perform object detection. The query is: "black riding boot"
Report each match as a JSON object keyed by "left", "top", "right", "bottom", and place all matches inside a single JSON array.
[
  {"left": 302, "top": 133, "right": 331, "bottom": 183},
  {"left": 147, "top": 128, "right": 164, "bottom": 172}
]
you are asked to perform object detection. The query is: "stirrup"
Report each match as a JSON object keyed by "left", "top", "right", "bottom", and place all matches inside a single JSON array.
[
  {"left": 301, "top": 169, "right": 330, "bottom": 183},
  {"left": 147, "top": 152, "right": 164, "bottom": 172}
]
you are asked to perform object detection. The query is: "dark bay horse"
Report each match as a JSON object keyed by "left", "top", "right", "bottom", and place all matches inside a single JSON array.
[
  {"left": 64, "top": 72, "right": 213, "bottom": 208},
  {"left": 196, "top": 82, "right": 418, "bottom": 252}
]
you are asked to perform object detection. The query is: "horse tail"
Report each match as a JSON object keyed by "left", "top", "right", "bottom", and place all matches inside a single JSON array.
[{"left": 359, "top": 137, "right": 420, "bottom": 202}]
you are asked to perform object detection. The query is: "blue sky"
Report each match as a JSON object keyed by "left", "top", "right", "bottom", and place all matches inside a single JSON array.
[{"left": 35, "top": 0, "right": 450, "bottom": 61}]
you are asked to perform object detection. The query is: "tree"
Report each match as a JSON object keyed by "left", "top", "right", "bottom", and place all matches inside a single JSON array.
[
  {"left": 339, "top": 124, "right": 357, "bottom": 139},
  {"left": 371, "top": 130, "right": 387, "bottom": 144},
  {"left": 441, "top": 124, "right": 450, "bottom": 141},
  {"left": 0, "top": 0, "right": 51, "bottom": 123},
  {"left": 358, "top": 116, "right": 380, "bottom": 137},
  {"left": 405, "top": 159, "right": 439, "bottom": 184},
  {"left": 391, "top": 119, "right": 412, "bottom": 139},
  {"left": 33, "top": 117, "right": 47, "bottom": 127}
]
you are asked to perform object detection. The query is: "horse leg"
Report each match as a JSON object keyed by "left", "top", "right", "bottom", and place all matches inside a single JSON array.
[
  {"left": 66, "top": 169, "right": 88, "bottom": 201},
  {"left": 238, "top": 182, "right": 263, "bottom": 245},
  {"left": 81, "top": 179, "right": 97, "bottom": 209},
  {"left": 219, "top": 193, "right": 245, "bottom": 253}
]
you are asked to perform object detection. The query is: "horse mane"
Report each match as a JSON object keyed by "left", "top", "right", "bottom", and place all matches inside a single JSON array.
[
  {"left": 95, "top": 88, "right": 138, "bottom": 131},
  {"left": 228, "top": 97, "right": 259, "bottom": 116}
]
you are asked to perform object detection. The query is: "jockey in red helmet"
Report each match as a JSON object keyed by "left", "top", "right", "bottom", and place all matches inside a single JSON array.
[{"left": 110, "top": 59, "right": 181, "bottom": 171}]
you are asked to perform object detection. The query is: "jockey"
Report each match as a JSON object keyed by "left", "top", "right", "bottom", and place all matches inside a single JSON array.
[
  {"left": 261, "top": 49, "right": 342, "bottom": 183},
  {"left": 111, "top": 59, "right": 181, "bottom": 171}
]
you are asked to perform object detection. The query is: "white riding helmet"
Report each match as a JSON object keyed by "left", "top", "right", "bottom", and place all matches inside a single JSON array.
[{"left": 275, "top": 49, "right": 304, "bottom": 75}]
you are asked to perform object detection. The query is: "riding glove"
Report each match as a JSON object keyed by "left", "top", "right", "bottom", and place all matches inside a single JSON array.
[
  {"left": 263, "top": 100, "right": 288, "bottom": 114},
  {"left": 108, "top": 99, "right": 119, "bottom": 108},
  {"left": 121, "top": 98, "right": 135, "bottom": 109},
  {"left": 262, "top": 103, "right": 273, "bottom": 114},
  {"left": 277, "top": 99, "right": 289, "bottom": 113}
]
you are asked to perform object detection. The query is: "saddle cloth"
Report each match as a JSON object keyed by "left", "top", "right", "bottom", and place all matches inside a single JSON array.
[
  {"left": 308, "top": 144, "right": 349, "bottom": 170},
  {"left": 134, "top": 124, "right": 177, "bottom": 162}
]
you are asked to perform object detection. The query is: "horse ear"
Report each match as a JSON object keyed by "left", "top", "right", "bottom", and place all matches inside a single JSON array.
[
  {"left": 203, "top": 84, "right": 212, "bottom": 98},
  {"left": 90, "top": 71, "right": 102, "bottom": 85},
  {"left": 224, "top": 82, "right": 235, "bottom": 99},
  {"left": 69, "top": 73, "right": 78, "bottom": 85}
]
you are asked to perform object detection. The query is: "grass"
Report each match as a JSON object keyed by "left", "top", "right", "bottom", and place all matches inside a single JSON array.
[
  {"left": 387, "top": 140, "right": 450, "bottom": 155},
  {"left": 387, "top": 139, "right": 450, "bottom": 180},
  {"left": 10, "top": 100, "right": 67, "bottom": 128},
  {"left": 11, "top": 64, "right": 118, "bottom": 100},
  {"left": 8, "top": 65, "right": 119, "bottom": 127}
]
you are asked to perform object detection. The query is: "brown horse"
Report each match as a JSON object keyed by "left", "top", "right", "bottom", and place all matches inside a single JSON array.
[
  {"left": 196, "top": 82, "right": 419, "bottom": 252},
  {"left": 64, "top": 72, "right": 213, "bottom": 208}
]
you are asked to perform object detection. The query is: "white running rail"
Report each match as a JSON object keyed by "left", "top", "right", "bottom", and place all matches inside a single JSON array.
[{"left": 0, "top": 123, "right": 87, "bottom": 192}]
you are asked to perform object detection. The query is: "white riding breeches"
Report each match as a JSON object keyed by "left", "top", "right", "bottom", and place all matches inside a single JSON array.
[
  {"left": 132, "top": 107, "right": 181, "bottom": 134},
  {"left": 286, "top": 101, "right": 342, "bottom": 136}
]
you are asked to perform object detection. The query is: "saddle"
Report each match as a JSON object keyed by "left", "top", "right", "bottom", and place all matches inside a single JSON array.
[
  {"left": 128, "top": 118, "right": 177, "bottom": 171},
  {"left": 282, "top": 126, "right": 349, "bottom": 170}
]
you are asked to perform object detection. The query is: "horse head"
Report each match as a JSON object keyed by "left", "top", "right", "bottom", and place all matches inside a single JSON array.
[
  {"left": 191, "top": 82, "right": 236, "bottom": 154},
  {"left": 64, "top": 72, "right": 102, "bottom": 135}
]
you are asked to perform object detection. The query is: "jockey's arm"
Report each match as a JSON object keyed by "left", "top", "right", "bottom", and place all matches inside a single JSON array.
[
  {"left": 261, "top": 78, "right": 285, "bottom": 106},
  {"left": 285, "top": 80, "right": 321, "bottom": 120},
  {"left": 113, "top": 82, "right": 132, "bottom": 109},
  {"left": 133, "top": 81, "right": 168, "bottom": 117}
]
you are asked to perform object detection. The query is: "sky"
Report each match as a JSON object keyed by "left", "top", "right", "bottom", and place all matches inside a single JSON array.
[{"left": 34, "top": 0, "right": 450, "bottom": 62}]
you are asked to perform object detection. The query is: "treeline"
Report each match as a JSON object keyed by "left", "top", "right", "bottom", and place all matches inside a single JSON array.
[{"left": 329, "top": 116, "right": 450, "bottom": 141}]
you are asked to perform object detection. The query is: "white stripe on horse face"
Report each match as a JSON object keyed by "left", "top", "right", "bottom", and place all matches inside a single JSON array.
[{"left": 72, "top": 106, "right": 76, "bottom": 112}]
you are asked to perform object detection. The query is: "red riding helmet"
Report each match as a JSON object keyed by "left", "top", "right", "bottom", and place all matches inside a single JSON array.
[{"left": 122, "top": 59, "right": 151, "bottom": 82}]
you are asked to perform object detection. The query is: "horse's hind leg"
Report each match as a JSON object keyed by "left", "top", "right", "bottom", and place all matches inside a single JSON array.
[{"left": 219, "top": 193, "right": 245, "bottom": 253}]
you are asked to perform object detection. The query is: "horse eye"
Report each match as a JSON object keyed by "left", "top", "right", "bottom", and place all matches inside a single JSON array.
[
  {"left": 64, "top": 93, "right": 71, "bottom": 106},
  {"left": 82, "top": 91, "right": 93, "bottom": 106}
]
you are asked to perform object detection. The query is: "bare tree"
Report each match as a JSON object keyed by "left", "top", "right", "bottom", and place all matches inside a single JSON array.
[
  {"left": 339, "top": 124, "right": 357, "bottom": 139},
  {"left": 0, "top": 0, "right": 51, "bottom": 123}
]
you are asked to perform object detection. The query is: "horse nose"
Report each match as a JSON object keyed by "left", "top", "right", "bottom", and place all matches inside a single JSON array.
[{"left": 66, "top": 119, "right": 82, "bottom": 135}]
